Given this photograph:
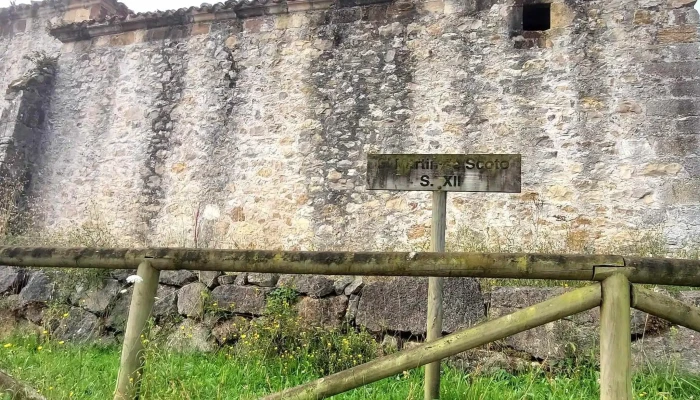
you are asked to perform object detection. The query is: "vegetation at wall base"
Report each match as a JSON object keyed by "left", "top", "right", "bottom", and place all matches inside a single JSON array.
[{"left": 1, "top": 332, "right": 699, "bottom": 400}]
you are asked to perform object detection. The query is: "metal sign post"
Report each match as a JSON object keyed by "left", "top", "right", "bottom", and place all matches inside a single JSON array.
[{"left": 367, "top": 154, "right": 522, "bottom": 400}]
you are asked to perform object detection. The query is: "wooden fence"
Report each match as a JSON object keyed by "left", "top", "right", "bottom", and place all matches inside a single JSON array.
[{"left": 1, "top": 246, "right": 700, "bottom": 400}]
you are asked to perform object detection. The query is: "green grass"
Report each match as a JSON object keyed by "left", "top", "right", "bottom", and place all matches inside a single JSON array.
[{"left": 1, "top": 334, "right": 700, "bottom": 400}]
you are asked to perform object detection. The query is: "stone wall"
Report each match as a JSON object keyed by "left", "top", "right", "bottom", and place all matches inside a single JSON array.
[
  {"left": 0, "top": 0, "right": 697, "bottom": 251},
  {"left": 2, "top": 266, "right": 699, "bottom": 373}
]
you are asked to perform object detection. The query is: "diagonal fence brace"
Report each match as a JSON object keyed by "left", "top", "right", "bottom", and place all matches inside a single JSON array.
[
  {"left": 631, "top": 285, "right": 700, "bottom": 333},
  {"left": 262, "top": 283, "right": 602, "bottom": 400}
]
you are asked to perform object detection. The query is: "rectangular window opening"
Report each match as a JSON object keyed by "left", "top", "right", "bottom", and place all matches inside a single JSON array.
[{"left": 523, "top": 3, "right": 551, "bottom": 31}]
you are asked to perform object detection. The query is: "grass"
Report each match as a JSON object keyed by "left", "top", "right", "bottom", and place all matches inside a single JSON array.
[{"left": 1, "top": 334, "right": 700, "bottom": 400}]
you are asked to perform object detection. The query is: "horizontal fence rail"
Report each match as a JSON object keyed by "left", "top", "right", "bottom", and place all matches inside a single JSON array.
[{"left": 1, "top": 247, "right": 700, "bottom": 286}]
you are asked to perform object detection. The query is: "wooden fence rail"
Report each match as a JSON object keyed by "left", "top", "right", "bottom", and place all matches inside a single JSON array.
[
  {"left": 1, "top": 247, "right": 700, "bottom": 286},
  {"left": 0, "top": 246, "right": 699, "bottom": 400}
]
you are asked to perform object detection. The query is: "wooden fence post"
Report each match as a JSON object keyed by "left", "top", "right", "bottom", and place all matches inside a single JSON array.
[
  {"left": 425, "top": 190, "right": 447, "bottom": 400},
  {"left": 600, "top": 273, "right": 632, "bottom": 400},
  {"left": 114, "top": 261, "right": 160, "bottom": 400}
]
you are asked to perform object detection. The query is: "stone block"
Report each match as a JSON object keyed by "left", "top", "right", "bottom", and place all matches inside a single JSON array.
[
  {"left": 277, "top": 275, "right": 336, "bottom": 298},
  {"left": 646, "top": 99, "right": 700, "bottom": 117},
  {"left": 644, "top": 61, "right": 700, "bottom": 79},
  {"left": 657, "top": 25, "right": 698, "bottom": 44},
  {"left": 344, "top": 277, "right": 364, "bottom": 295},
  {"left": 105, "top": 287, "right": 131, "bottom": 332},
  {"left": 632, "top": 326, "right": 700, "bottom": 374},
  {"left": 669, "top": 0, "right": 696, "bottom": 8},
  {"left": 0, "top": 266, "right": 27, "bottom": 295},
  {"left": 211, "top": 285, "right": 271, "bottom": 315},
  {"left": 296, "top": 295, "right": 349, "bottom": 328},
  {"left": 670, "top": 80, "right": 700, "bottom": 97},
  {"left": 356, "top": 277, "right": 484, "bottom": 335},
  {"left": 346, "top": 294, "right": 360, "bottom": 322},
  {"left": 333, "top": 276, "right": 354, "bottom": 294},
  {"left": 109, "top": 31, "right": 136, "bottom": 46},
  {"left": 54, "top": 307, "right": 100, "bottom": 343},
  {"left": 669, "top": 179, "right": 700, "bottom": 204},
  {"left": 166, "top": 319, "right": 215, "bottom": 352},
  {"left": 18, "top": 272, "right": 54, "bottom": 303},
  {"left": 217, "top": 274, "right": 237, "bottom": 286},
  {"left": 247, "top": 273, "right": 279, "bottom": 287},
  {"left": 676, "top": 117, "right": 700, "bottom": 133},
  {"left": 177, "top": 282, "right": 208, "bottom": 318},
  {"left": 191, "top": 23, "right": 211, "bottom": 36},
  {"left": 77, "top": 279, "right": 121, "bottom": 315},
  {"left": 154, "top": 285, "right": 178, "bottom": 318},
  {"left": 199, "top": 271, "right": 222, "bottom": 289},
  {"left": 160, "top": 270, "right": 197, "bottom": 286},
  {"left": 651, "top": 135, "right": 699, "bottom": 156},
  {"left": 679, "top": 291, "right": 700, "bottom": 306}
]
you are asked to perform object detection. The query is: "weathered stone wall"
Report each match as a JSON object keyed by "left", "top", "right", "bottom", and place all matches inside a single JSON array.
[{"left": 0, "top": 0, "right": 696, "bottom": 251}]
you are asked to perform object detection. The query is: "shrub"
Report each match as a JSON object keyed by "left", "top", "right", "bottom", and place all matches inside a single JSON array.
[{"left": 235, "top": 288, "right": 379, "bottom": 375}]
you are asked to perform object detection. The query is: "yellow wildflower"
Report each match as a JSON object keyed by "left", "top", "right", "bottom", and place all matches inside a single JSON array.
[
  {"left": 37, "top": 346, "right": 43, "bottom": 351},
  {"left": 3, "top": 343, "right": 12, "bottom": 348},
  {"left": 58, "top": 341, "right": 65, "bottom": 345}
]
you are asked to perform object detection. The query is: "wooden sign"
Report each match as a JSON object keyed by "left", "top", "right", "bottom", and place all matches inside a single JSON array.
[{"left": 366, "top": 154, "right": 522, "bottom": 193}]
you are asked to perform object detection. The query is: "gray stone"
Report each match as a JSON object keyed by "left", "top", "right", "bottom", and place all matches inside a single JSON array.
[
  {"left": 54, "top": 307, "right": 100, "bottom": 343},
  {"left": 643, "top": 61, "right": 700, "bottom": 79},
  {"left": 153, "top": 285, "right": 178, "bottom": 318},
  {"left": 676, "top": 117, "right": 700, "bottom": 134},
  {"left": 18, "top": 272, "right": 54, "bottom": 303},
  {"left": 160, "top": 270, "right": 197, "bottom": 286},
  {"left": 489, "top": 287, "right": 599, "bottom": 360},
  {"left": 217, "top": 274, "right": 237, "bottom": 286},
  {"left": 77, "top": 279, "right": 121, "bottom": 315},
  {"left": 234, "top": 273, "right": 247, "bottom": 286},
  {"left": 333, "top": 276, "right": 354, "bottom": 295},
  {"left": 344, "top": 277, "right": 364, "bottom": 295},
  {"left": 277, "top": 275, "right": 335, "bottom": 298},
  {"left": 356, "top": 277, "right": 484, "bottom": 335},
  {"left": 166, "top": 319, "right": 215, "bottom": 352},
  {"left": 211, "top": 284, "right": 271, "bottom": 315},
  {"left": 646, "top": 99, "right": 700, "bottom": 117},
  {"left": 177, "top": 282, "right": 208, "bottom": 318},
  {"left": 679, "top": 291, "right": 700, "bottom": 307},
  {"left": 633, "top": 326, "right": 700, "bottom": 374},
  {"left": 346, "top": 294, "right": 360, "bottom": 322},
  {"left": 0, "top": 266, "right": 27, "bottom": 295},
  {"left": 296, "top": 295, "right": 349, "bottom": 328},
  {"left": 199, "top": 271, "right": 222, "bottom": 289},
  {"left": 105, "top": 288, "right": 131, "bottom": 332},
  {"left": 246, "top": 273, "right": 279, "bottom": 287}
]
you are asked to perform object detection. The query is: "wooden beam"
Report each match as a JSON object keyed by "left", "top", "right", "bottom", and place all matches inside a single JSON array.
[
  {"left": 0, "top": 246, "right": 699, "bottom": 286},
  {"left": 425, "top": 191, "right": 447, "bottom": 400},
  {"left": 600, "top": 274, "right": 632, "bottom": 400},
  {"left": 114, "top": 261, "right": 160, "bottom": 400},
  {"left": 262, "top": 284, "right": 602, "bottom": 400},
  {"left": 631, "top": 285, "right": 700, "bottom": 333}
]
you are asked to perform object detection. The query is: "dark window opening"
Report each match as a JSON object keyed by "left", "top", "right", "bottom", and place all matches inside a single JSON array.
[{"left": 523, "top": 3, "right": 551, "bottom": 31}]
